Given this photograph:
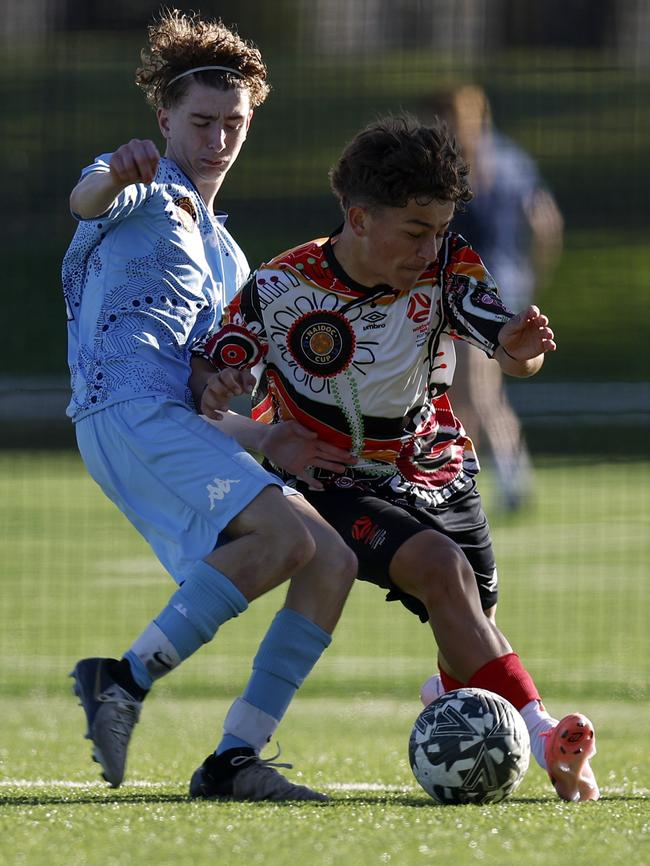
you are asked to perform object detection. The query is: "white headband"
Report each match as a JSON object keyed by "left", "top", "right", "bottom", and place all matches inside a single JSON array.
[{"left": 167, "top": 65, "right": 244, "bottom": 88}]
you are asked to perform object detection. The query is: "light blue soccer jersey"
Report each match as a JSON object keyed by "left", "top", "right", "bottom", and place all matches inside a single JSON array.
[{"left": 62, "top": 155, "right": 249, "bottom": 421}]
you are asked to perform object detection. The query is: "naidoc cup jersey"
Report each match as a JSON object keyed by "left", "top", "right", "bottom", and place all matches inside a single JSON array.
[
  {"left": 63, "top": 155, "right": 249, "bottom": 421},
  {"left": 200, "top": 231, "right": 513, "bottom": 505}
]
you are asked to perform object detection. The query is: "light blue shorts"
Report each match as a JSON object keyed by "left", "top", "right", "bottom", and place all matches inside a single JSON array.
[{"left": 75, "top": 397, "right": 286, "bottom": 584}]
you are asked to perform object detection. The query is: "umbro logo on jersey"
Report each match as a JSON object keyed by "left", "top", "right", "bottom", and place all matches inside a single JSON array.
[
  {"left": 207, "top": 477, "right": 240, "bottom": 509},
  {"left": 361, "top": 310, "right": 386, "bottom": 330},
  {"left": 351, "top": 516, "right": 387, "bottom": 549},
  {"left": 406, "top": 292, "right": 431, "bottom": 323}
]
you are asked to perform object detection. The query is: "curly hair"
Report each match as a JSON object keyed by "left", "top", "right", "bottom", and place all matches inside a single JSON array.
[
  {"left": 329, "top": 114, "right": 472, "bottom": 213},
  {"left": 135, "top": 8, "right": 270, "bottom": 109}
]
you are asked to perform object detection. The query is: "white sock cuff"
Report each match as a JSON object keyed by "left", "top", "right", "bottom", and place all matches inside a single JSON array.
[
  {"left": 222, "top": 698, "right": 280, "bottom": 751},
  {"left": 129, "top": 622, "right": 182, "bottom": 679},
  {"left": 519, "top": 699, "right": 557, "bottom": 771},
  {"left": 520, "top": 699, "right": 554, "bottom": 728}
]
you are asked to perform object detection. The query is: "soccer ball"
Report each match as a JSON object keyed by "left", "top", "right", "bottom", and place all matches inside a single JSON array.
[{"left": 409, "top": 687, "right": 530, "bottom": 805}]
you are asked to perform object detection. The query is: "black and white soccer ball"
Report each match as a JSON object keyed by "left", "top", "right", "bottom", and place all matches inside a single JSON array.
[{"left": 409, "top": 687, "right": 530, "bottom": 805}]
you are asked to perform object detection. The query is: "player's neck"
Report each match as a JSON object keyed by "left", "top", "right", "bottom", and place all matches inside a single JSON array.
[
  {"left": 330, "top": 230, "right": 377, "bottom": 289},
  {"left": 165, "top": 151, "right": 224, "bottom": 211},
  {"left": 194, "top": 179, "right": 223, "bottom": 212}
]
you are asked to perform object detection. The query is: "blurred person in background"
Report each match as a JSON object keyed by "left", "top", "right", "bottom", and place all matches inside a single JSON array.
[{"left": 426, "top": 85, "right": 564, "bottom": 511}]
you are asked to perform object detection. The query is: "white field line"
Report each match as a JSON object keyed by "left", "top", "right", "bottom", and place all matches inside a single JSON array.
[{"left": 0, "top": 780, "right": 166, "bottom": 789}]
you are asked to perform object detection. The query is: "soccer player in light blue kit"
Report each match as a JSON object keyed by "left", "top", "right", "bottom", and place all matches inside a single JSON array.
[{"left": 63, "top": 9, "right": 356, "bottom": 801}]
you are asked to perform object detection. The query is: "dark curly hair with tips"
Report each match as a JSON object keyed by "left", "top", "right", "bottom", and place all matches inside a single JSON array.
[
  {"left": 329, "top": 114, "right": 472, "bottom": 213},
  {"left": 135, "top": 8, "right": 270, "bottom": 109}
]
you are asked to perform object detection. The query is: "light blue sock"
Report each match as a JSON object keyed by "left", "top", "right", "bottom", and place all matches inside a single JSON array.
[
  {"left": 124, "top": 651, "right": 154, "bottom": 691},
  {"left": 125, "top": 560, "right": 248, "bottom": 688},
  {"left": 217, "top": 608, "right": 331, "bottom": 754}
]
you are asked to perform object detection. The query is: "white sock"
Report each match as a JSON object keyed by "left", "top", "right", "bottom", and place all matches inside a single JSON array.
[
  {"left": 519, "top": 700, "right": 558, "bottom": 769},
  {"left": 420, "top": 674, "right": 445, "bottom": 706}
]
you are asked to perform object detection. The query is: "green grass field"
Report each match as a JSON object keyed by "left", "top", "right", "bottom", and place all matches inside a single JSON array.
[
  {"left": 1, "top": 452, "right": 649, "bottom": 864},
  {"left": 2, "top": 696, "right": 649, "bottom": 866}
]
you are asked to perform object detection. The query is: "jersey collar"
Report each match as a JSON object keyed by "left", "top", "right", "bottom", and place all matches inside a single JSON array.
[{"left": 324, "top": 226, "right": 396, "bottom": 297}]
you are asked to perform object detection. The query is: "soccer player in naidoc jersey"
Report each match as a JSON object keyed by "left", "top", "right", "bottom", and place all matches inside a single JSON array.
[
  {"left": 197, "top": 114, "right": 599, "bottom": 802},
  {"left": 63, "top": 8, "right": 358, "bottom": 802}
]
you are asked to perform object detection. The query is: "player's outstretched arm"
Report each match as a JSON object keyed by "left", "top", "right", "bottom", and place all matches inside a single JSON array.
[
  {"left": 70, "top": 139, "right": 160, "bottom": 219},
  {"left": 189, "top": 360, "right": 255, "bottom": 420},
  {"left": 206, "top": 414, "right": 356, "bottom": 491},
  {"left": 495, "top": 304, "right": 556, "bottom": 378},
  {"left": 191, "top": 359, "right": 356, "bottom": 489},
  {"left": 257, "top": 421, "right": 357, "bottom": 489}
]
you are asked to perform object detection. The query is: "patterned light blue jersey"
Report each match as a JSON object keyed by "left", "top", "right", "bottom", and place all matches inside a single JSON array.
[{"left": 62, "top": 155, "right": 249, "bottom": 421}]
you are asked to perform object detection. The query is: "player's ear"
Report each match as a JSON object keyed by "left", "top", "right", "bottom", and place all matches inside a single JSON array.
[
  {"left": 157, "top": 108, "right": 171, "bottom": 140},
  {"left": 245, "top": 110, "right": 254, "bottom": 134},
  {"left": 348, "top": 205, "right": 369, "bottom": 237}
]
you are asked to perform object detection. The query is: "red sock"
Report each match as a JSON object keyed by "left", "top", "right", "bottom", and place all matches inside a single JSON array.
[
  {"left": 439, "top": 668, "right": 464, "bottom": 692},
  {"left": 467, "top": 653, "right": 540, "bottom": 711}
]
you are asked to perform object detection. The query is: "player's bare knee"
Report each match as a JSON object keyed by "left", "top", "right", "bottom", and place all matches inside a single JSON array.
[
  {"left": 341, "top": 543, "right": 358, "bottom": 584},
  {"left": 289, "top": 532, "right": 317, "bottom": 574},
  {"left": 250, "top": 495, "right": 317, "bottom": 574},
  {"left": 406, "top": 536, "right": 475, "bottom": 609},
  {"left": 306, "top": 537, "right": 357, "bottom": 594},
  {"left": 329, "top": 541, "right": 358, "bottom": 593},
  {"left": 433, "top": 549, "right": 475, "bottom": 601},
  {"left": 396, "top": 531, "right": 465, "bottom": 576},
  {"left": 275, "top": 519, "right": 316, "bottom": 575}
]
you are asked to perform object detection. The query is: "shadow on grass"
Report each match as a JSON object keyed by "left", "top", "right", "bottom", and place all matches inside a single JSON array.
[
  {"left": 2, "top": 791, "right": 644, "bottom": 808},
  {"left": 0, "top": 792, "right": 190, "bottom": 807}
]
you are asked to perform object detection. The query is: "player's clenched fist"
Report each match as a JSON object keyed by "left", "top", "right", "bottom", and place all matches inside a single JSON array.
[
  {"left": 109, "top": 139, "right": 161, "bottom": 185},
  {"left": 200, "top": 368, "right": 256, "bottom": 419}
]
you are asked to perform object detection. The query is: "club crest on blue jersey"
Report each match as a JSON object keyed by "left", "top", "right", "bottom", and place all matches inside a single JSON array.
[{"left": 173, "top": 196, "right": 198, "bottom": 232}]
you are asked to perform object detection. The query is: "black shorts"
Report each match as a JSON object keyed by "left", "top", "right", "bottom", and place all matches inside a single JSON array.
[{"left": 303, "top": 481, "right": 497, "bottom": 623}]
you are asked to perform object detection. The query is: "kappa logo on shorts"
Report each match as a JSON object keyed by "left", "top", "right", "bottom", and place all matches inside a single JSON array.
[
  {"left": 350, "top": 515, "right": 387, "bottom": 549},
  {"left": 207, "top": 477, "right": 241, "bottom": 509}
]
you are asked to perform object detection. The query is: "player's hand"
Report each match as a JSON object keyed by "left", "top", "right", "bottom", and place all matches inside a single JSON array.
[
  {"left": 259, "top": 420, "right": 357, "bottom": 490},
  {"left": 498, "top": 305, "right": 556, "bottom": 361},
  {"left": 200, "top": 368, "right": 256, "bottom": 419},
  {"left": 109, "top": 139, "right": 160, "bottom": 185}
]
